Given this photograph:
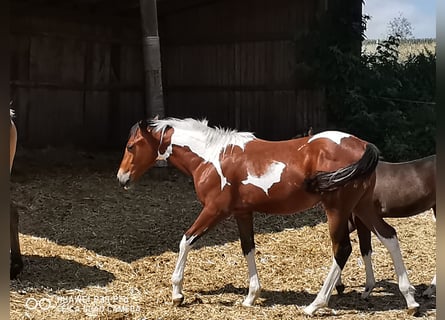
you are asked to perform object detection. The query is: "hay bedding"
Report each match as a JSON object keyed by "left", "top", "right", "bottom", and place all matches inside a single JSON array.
[{"left": 10, "top": 150, "right": 436, "bottom": 319}]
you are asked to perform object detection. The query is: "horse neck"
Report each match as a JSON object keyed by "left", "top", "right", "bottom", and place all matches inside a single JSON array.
[
  {"left": 167, "top": 146, "right": 202, "bottom": 177},
  {"left": 154, "top": 127, "right": 202, "bottom": 176}
]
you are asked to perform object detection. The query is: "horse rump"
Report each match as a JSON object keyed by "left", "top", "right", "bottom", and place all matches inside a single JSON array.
[{"left": 304, "top": 143, "right": 380, "bottom": 193}]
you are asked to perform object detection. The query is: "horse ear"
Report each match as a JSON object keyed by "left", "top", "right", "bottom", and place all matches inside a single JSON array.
[
  {"left": 153, "top": 114, "right": 159, "bottom": 121},
  {"left": 138, "top": 119, "right": 148, "bottom": 131}
]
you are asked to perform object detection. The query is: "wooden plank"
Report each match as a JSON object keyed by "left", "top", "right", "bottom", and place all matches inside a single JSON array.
[
  {"left": 84, "top": 92, "right": 110, "bottom": 147},
  {"left": 27, "top": 89, "right": 84, "bottom": 147},
  {"left": 10, "top": 80, "right": 143, "bottom": 92},
  {"left": 29, "top": 36, "right": 86, "bottom": 83}
]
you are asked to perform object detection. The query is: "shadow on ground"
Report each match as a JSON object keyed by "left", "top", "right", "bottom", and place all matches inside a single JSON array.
[
  {"left": 196, "top": 281, "right": 435, "bottom": 316},
  {"left": 10, "top": 255, "right": 115, "bottom": 291}
]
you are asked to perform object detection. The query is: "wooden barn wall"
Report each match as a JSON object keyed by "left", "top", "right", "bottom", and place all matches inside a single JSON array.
[
  {"left": 159, "top": 0, "right": 327, "bottom": 140},
  {"left": 10, "top": 10, "right": 145, "bottom": 148}
]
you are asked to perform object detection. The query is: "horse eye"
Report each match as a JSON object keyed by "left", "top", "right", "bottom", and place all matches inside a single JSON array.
[{"left": 127, "top": 144, "right": 134, "bottom": 152}]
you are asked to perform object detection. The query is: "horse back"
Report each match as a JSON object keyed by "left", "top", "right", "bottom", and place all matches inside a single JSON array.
[{"left": 374, "top": 155, "right": 436, "bottom": 217}]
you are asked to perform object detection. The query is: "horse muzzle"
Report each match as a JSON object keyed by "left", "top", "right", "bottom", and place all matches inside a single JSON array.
[{"left": 117, "top": 169, "right": 132, "bottom": 190}]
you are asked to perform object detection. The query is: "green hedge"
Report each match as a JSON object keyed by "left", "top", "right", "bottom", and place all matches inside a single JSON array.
[{"left": 323, "top": 36, "right": 436, "bottom": 161}]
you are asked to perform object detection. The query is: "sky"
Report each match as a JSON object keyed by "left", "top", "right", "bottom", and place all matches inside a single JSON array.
[{"left": 363, "top": 0, "right": 436, "bottom": 39}]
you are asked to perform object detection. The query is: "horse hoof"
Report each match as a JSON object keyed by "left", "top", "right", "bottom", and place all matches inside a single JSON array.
[
  {"left": 172, "top": 296, "right": 184, "bottom": 306},
  {"left": 407, "top": 306, "right": 419, "bottom": 316},
  {"left": 335, "top": 284, "right": 345, "bottom": 295}
]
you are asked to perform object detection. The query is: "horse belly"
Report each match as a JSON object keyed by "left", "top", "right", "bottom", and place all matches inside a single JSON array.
[
  {"left": 235, "top": 185, "right": 320, "bottom": 215},
  {"left": 379, "top": 194, "right": 435, "bottom": 218}
]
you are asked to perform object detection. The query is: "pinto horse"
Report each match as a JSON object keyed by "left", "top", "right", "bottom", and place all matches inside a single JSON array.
[
  {"left": 117, "top": 118, "right": 419, "bottom": 315},
  {"left": 10, "top": 109, "right": 23, "bottom": 279},
  {"left": 336, "top": 155, "right": 436, "bottom": 298}
]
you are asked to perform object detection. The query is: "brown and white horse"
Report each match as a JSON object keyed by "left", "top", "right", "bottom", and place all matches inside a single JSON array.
[
  {"left": 10, "top": 109, "right": 23, "bottom": 279},
  {"left": 117, "top": 118, "right": 419, "bottom": 315},
  {"left": 336, "top": 155, "right": 436, "bottom": 298}
]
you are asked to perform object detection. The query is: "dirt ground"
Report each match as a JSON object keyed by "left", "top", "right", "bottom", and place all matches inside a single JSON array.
[{"left": 10, "top": 149, "right": 436, "bottom": 320}]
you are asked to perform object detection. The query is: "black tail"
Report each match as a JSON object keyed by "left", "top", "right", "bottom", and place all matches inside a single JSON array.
[{"left": 304, "top": 143, "right": 380, "bottom": 193}]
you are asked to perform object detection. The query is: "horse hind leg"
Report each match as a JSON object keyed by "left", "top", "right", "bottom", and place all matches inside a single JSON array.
[
  {"left": 304, "top": 208, "right": 352, "bottom": 316},
  {"left": 171, "top": 205, "right": 228, "bottom": 306},
  {"left": 235, "top": 212, "right": 261, "bottom": 307},
  {"left": 355, "top": 216, "right": 376, "bottom": 299},
  {"left": 335, "top": 216, "right": 358, "bottom": 295},
  {"left": 355, "top": 201, "right": 419, "bottom": 314}
]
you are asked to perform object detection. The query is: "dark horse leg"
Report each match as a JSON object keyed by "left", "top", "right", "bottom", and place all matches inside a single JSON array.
[
  {"left": 334, "top": 216, "right": 376, "bottom": 298},
  {"left": 423, "top": 205, "right": 436, "bottom": 297},
  {"left": 304, "top": 198, "right": 353, "bottom": 315},
  {"left": 335, "top": 216, "right": 357, "bottom": 294},
  {"left": 10, "top": 202, "right": 23, "bottom": 279},
  {"left": 235, "top": 212, "right": 261, "bottom": 306},
  {"left": 171, "top": 205, "right": 230, "bottom": 306}
]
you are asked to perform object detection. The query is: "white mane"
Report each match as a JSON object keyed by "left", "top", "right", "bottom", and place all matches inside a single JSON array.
[{"left": 150, "top": 118, "right": 256, "bottom": 189}]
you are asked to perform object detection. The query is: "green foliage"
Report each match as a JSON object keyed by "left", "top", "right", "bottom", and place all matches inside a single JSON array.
[{"left": 321, "top": 35, "right": 436, "bottom": 161}]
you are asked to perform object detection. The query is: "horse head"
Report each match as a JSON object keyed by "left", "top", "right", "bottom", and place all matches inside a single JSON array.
[{"left": 117, "top": 118, "right": 159, "bottom": 189}]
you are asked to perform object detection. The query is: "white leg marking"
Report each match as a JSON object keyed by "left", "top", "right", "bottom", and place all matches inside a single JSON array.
[
  {"left": 376, "top": 234, "right": 419, "bottom": 310},
  {"left": 335, "top": 274, "right": 343, "bottom": 290},
  {"left": 304, "top": 258, "right": 341, "bottom": 316},
  {"left": 423, "top": 274, "right": 436, "bottom": 297},
  {"left": 361, "top": 253, "right": 376, "bottom": 299},
  {"left": 242, "top": 249, "right": 261, "bottom": 307},
  {"left": 171, "top": 235, "right": 194, "bottom": 304}
]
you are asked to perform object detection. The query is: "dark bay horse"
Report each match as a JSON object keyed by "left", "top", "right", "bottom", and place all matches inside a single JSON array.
[
  {"left": 336, "top": 155, "right": 436, "bottom": 298},
  {"left": 117, "top": 118, "right": 419, "bottom": 315},
  {"left": 10, "top": 109, "right": 23, "bottom": 279}
]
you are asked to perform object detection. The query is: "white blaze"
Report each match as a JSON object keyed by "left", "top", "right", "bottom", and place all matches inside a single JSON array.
[
  {"left": 242, "top": 161, "right": 286, "bottom": 195},
  {"left": 308, "top": 131, "right": 351, "bottom": 145}
]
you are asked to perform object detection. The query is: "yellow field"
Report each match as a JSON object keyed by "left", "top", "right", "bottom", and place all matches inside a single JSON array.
[{"left": 362, "top": 39, "right": 436, "bottom": 61}]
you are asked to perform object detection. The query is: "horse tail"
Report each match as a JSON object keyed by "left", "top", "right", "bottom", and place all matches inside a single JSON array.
[{"left": 304, "top": 143, "right": 380, "bottom": 193}]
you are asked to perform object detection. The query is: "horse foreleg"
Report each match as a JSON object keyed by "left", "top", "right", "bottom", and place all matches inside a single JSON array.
[
  {"left": 171, "top": 206, "right": 228, "bottom": 306},
  {"left": 10, "top": 203, "right": 23, "bottom": 279},
  {"left": 304, "top": 209, "right": 351, "bottom": 316},
  {"left": 355, "top": 217, "right": 375, "bottom": 299},
  {"left": 171, "top": 234, "right": 194, "bottom": 305},
  {"left": 236, "top": 212, "right": 261, "bottom": 307}
]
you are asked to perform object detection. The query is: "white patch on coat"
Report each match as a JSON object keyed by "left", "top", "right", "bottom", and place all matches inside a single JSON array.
[
  {"left": 308, "top": 131, "right": 351, "bottom": 145},
  {"left": 151, "top": 118, "right": 255, "bottom": 190},
  {"left": 242, "top": 161, "right": 286, "bottom": 195}
]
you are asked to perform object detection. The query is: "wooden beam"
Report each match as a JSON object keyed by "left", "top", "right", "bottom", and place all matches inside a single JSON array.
[
  {"left": 10, "top": 80, "right": 143, "bottom": 92},
  {"left": 139, "top": 0, "right": 165, "bottom": 118}
]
